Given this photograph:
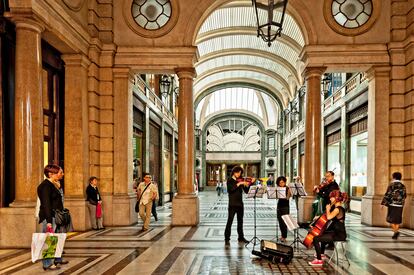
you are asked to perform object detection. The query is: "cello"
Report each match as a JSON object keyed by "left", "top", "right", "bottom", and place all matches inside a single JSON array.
[{"left": 302, "top": 201, "right": 334, "bottom": 248}]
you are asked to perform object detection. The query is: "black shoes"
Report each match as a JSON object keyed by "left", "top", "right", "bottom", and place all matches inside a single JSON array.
[
  {"left": 238, "top": 238, "right": 249, "bottom": 244},
  {"left": 225, "top": 240, "right": 230, "bottom": 246},
  {"left": 43, "top": 264, "right": 60, "bottom": 271},
  {"left": 55, "top": 260, "right": 69, "bottom": 265},
  {"left": 392, "top": 231, "right": 400, "bottom": 239},
  {"left": 154, "top": 216, "right": 158, "bottom": 221}
]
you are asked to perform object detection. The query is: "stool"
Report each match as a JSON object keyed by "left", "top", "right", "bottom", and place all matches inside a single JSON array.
[{"left": 327, "top": 240, "right": 350, "bottom": 268}]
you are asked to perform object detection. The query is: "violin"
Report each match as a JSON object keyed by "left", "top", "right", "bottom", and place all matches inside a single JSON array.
[
  {"left": 314, "top": 177, "right": 329, "bottom": 192},
  {"left": 236, "top": 177, "right": 255, "bottom": 183},
  {"left": 302, "top": 201, "right": 335, "bottom": 248}
]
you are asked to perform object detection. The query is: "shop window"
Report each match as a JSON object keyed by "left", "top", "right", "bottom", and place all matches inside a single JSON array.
[
  {"left": 326, "top": 131, "right": 341, "bottom": 182},
  {"left": 349, "top": 119, "right": 368, "bottom": 198}
]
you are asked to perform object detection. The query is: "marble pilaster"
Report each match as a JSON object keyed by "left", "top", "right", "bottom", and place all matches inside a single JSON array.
[
  {"left": 61, "top": 54, "right": 91, "bottom": 231},
  {"left": 361, "top": 66, "right": 391, "bottom": 227},
  {"left": 172, "top": 67, "right": 199, "bottom": 226},
  {"left": 112, "top": 68, "right": 136, "bottom": 225},
  {"left": 298, "top": 67, "right": 325, "bottom": 223},
  {"left": 0, "top": 18, "right": 44, "bottom": 247}
]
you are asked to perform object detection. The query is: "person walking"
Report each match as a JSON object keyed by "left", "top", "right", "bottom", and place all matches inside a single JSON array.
[
  {"left": 86, "top": 176, "right": 104, "bottom": 230},
  {"left": 381, "top": 171, "right": 407, "bottom": 239},
  {"left": 224, "top": 166, "right": 254, "bottom": 245},
  {"left": 37, "top": 164, "right": 69, "bottom": 270},
  {"left": 137, "top": 173, "right": 158, "bottom": 231}
]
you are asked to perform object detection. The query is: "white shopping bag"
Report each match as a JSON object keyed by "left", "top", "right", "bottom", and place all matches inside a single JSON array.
[{"left": 31, "top": 233, "right": 67, "bottom": 263}]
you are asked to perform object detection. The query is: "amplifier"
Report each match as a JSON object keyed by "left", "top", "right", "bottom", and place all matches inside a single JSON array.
[{"left": 260, "top": 240, "right": 294, "bottom": 264}]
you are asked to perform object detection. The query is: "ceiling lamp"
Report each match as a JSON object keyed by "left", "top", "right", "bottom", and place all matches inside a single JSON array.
[{"left": 252, "top": 0, "right": 288, "bottom": 47}]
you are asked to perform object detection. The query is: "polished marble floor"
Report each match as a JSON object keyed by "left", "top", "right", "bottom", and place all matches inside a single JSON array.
[{"left": 1, "top": 191, "right": 413, "bottom": 274}]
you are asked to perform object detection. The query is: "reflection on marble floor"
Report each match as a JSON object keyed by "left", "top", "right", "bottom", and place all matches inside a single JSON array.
[{"left": 1, "top": 191, "right": 414, "bottom": 274}]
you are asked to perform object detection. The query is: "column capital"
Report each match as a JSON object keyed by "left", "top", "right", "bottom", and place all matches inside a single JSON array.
[
  {"left": 366, "top": 65, "right": 391, "bottom": 81},
  {"left": 113, "top": 67, "right": 135, "bottom": 81},
  {"left": 175, "top": 67, "right": 196, "bottom": 79},
  {"left": 62, "top": 54, "right": 91, "bottom": 69},
  {"left": 302, "top": 66, "right": 326, "bottom": 80},
  {"left": 4, "top": 12, "right": 45, "bottom": 33}
]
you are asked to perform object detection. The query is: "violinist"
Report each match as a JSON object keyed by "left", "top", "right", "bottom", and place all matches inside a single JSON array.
[
  {"left": 309, "top": 190, "right": 348, "bottom": 266},
  {"left": 224, "top": 166, "right": 255, "bottom": 245},
  {"left": 312, "top": 171, "right": 339, "bottom": 218}
]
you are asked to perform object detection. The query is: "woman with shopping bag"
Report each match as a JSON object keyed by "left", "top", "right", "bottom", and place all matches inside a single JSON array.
[
  {"left": 86, "top": 176, "right": 105, "bottom": 230},
  {"left": 37, "top": 164, "right": 69, "bottom": 270}
]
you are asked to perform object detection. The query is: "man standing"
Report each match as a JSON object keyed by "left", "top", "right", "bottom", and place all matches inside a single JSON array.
[
  {"left": 224, "top": 166, "right": 253, "bottom": 245},
  {"left": 137, "top": 173, "right": 158, "bottom": 231},
  {"left": 381, "top": 172, "right": 406, "bottom": 239}
]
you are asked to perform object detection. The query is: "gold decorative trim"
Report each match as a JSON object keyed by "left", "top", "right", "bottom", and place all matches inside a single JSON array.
[
  {"left": 323, "top": 0, "right": 381, "bottom": 36},
  {"left": 123, "top": 0, "right": 179, "bottom": 38}
]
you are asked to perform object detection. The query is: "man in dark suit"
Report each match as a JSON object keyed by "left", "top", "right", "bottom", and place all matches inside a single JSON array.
[{"left": 224, "top": 166, "right": 254, "bottom": 245}]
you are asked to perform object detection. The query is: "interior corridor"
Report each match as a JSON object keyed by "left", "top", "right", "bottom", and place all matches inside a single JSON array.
[{"left": 1, "top": 191, "right": 413, "bottom": 274}]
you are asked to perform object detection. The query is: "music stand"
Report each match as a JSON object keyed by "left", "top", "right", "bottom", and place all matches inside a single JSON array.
[
  {"left": 282, "top": 214, "right": 305, "bottom": 256},
  {"left": 246, "top": 185, "right": 264, "bottom": 248},
  {"left": 289, "top": 183, "right": 307, "bottom": 210},
  {"left": 267, "top": 187, "right": 279, "bottom": 240}
]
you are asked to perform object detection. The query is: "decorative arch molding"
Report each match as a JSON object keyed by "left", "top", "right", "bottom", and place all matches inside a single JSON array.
[
  {"left": 195, "top": 65, "right": 291, "bottom": 96},
  {"left": 194, "top": 79, "right": 289, "bottom": 107},
  {"left": 201, "top": 112, "right": 267, "bottom": 179},
  {"left": 194, "top": 82, "right": 285, "bottom": 112},
  {"left": 62, "top": 0, "right": 85, "bottom": 11},
  {"left": 185, "top": 0, "right": 315, "bottom": 46},
  {"left": 202, "top": 109, "right": 268, "bottom": 129},
  {"left": 197, "top": 49, "right": 300, "bottom": 85},
  {"left": 196, "top": 27, "right": 302, "bottom": 53}
]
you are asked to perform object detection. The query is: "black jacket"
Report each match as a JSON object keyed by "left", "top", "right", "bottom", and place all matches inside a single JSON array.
[
  {"left": 86, "top": 184, "right": 101, "bottom": 205},
  {"left": 227, "top": 177, "right": 249, "bottom": 207},
  {"left": 37, "top": 179, "right": 64, "bottom": 224},
  {"left": 319, "top": 180, "right": 340, "bottom": 206}
]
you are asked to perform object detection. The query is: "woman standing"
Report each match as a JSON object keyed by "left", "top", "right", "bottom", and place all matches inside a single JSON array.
[
  {"left": 276, "top": 176, "right": 291, "bottom": 242},
  {"left": 86, "top": 176, "right": 104, "bottom": 230},
  {"left": 37, "top": 164, "right": 69, "bottom": 270}
]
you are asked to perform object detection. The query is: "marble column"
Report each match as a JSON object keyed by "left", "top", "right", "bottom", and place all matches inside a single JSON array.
[
  {"left": 172, "top": 67, "right": 199, "bottom": 226},
  {"left": 61, "top": 54, "right": 90, "bottom": 231},
  {"left": 298, "top": 67, "right": 325, "bottom": 224},
  {"left": 361, "top": 66, "right": 391, "bottom": 226},
  {"left": 112, "top": 68, "right": 136, "bottom": 225},
  {"left": 0, "top": 18, "right": 44, "bottom": 247}
]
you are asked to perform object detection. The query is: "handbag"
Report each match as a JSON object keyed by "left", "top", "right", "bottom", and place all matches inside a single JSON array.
[
  {"left": 135, "top": 183, "right": 152, "bottom": 213},
  {"left": 96, "top": 203, "right": 102, "bottom": 218},
  {"left": 31, "top": 233, "right": 66, "bottom": 263},
  {"left": 54, "top": 208, "right": 71, "bottom": 226}
]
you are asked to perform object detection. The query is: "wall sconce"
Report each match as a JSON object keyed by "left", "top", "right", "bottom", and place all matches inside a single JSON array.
[
  {"left": 321, "top": 73, "right": 332, "bottom": 96},
  {"left": 160, "top": 74, "right": 179, "bottom": 98}
]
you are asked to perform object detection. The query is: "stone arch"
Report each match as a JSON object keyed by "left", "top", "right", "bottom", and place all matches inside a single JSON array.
[{"left": 183, "top": 0, "right": 315, "bottom": 46}]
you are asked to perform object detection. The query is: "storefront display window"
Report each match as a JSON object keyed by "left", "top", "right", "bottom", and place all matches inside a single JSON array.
[
  {"left": 327, "top": 142, "right": 340, "bottom": 181},
  {"left": 350, "top": 131, "right": 368, "bottom": 197}
]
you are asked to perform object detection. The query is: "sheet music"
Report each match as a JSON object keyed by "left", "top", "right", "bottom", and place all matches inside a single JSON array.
[
  {"left": 281, "top": 214, "right": 299, "bottom": 231},
  {"left": 276, "top": 187, "right": 287, "bottom": 199},
  {"left": 267, "top": 187, "right": 277, "bottom": 199},
  {"left": 247, "top": 185, "right": 265, "bottom": 198},
  {"left": 288, "top": 182, "right": 307, "bottom": 196}
]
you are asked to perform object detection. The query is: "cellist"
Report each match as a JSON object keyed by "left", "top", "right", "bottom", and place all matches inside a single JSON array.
[{"left": 308, "top": 190, "right": 348, "bottom": 266}]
